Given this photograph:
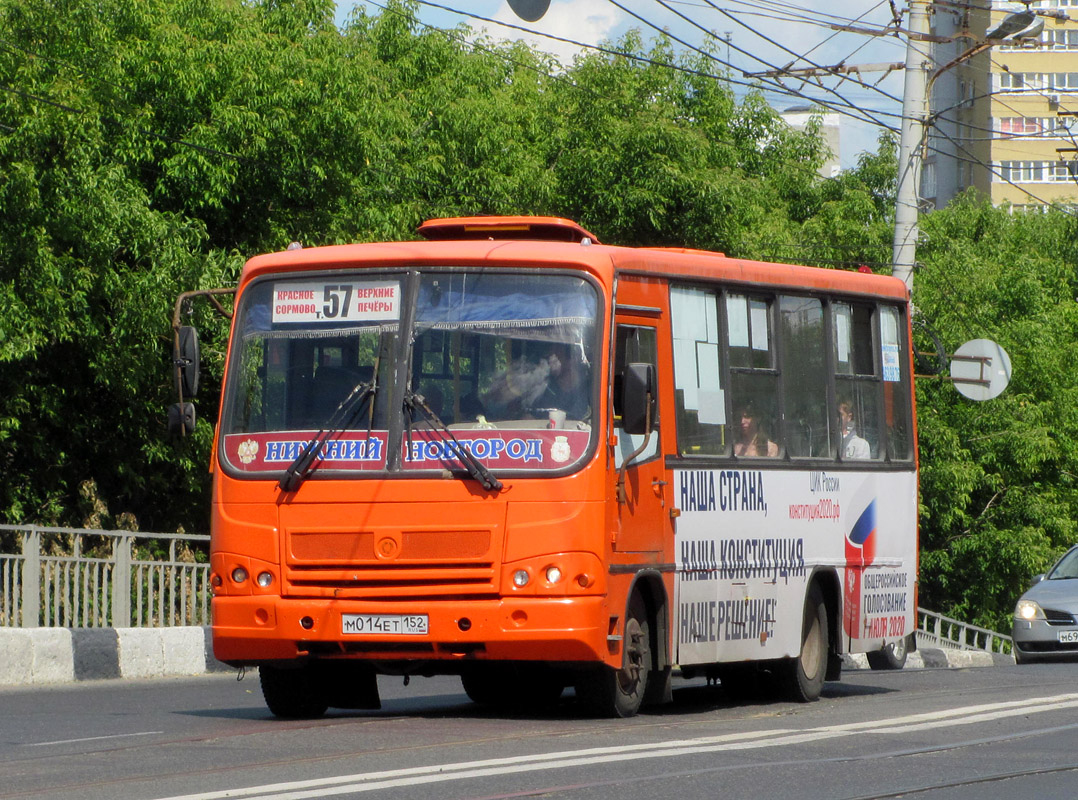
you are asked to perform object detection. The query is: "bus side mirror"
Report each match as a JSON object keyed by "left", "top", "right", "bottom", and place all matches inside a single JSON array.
[
  {"left": 175, "top": 325, "right": 201, "bottom": 398},
  {"left": 168, "top": 402, "right": 196, "bottom": 436},
  {"left": 621, "top": 363, "right": 655, "bottom": 436}
]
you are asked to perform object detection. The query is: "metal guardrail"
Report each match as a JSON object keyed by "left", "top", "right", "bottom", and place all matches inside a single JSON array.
[
  {"left": 917, "top": 606, "right": 1012, "bottom": 655},
  {"left": 0, "top": 525, "right": 210, "bottom": 628}
]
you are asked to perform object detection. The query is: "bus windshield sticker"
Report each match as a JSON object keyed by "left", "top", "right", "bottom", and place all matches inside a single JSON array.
[
  {"left": 726, "top": 296, "right": 749, "bottom": 348},
  {"left": 882, "top": 343, "right": 901, "bottom": 382},
  {"left": 750, "top": 300, "right": 770, "bottom": 351},
  {"left": 223, "top": 429, "right": 590, "bottom": 472},
  {"left": 403, "top": 429, "right": 590, "bottom": 471},
  {"left": 696, "top": 342, "right": 724, "bottom": 420},
  {"left": 272, "top": 281, "right": 400, "bottom": 324},
  {"left": 835, "top": 308, "right": 852, "bottom": 364},
  {"left": 880, "top": 309, "right": 901, "bottom": 382},
  {"left": 224, "top": 431, "right": 389, "bottom": 471}
]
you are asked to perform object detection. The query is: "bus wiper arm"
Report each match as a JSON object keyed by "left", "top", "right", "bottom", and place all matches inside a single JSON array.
[
  {"left": 404, "top": 391, "right": 503, "bottom": 492},
  {"left": 278, "top": 380, "right": 377, "bottom": 493}
]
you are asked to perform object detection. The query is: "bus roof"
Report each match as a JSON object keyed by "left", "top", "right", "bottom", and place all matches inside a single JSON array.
[{"left": 239, "top": 217, "right": 908, "bottom": 303}]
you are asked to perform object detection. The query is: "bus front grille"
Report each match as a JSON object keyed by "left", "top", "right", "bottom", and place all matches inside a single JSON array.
[
  {"left": 282, "top": 563, "right": 498, "bottom": 598},
  {"left": 281, "top": 509, "right": 505, "bottom": 598}
]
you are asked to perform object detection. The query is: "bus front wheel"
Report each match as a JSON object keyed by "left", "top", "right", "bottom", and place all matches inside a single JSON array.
[
  {"left": 259, "top": 663, "right": 330, "bottom": 718},
  {"left": 576, "top": 594, "right": 650, "bottom": 718},
  {"left": 784, "top": 583, "right": 828, "bottom": 702}
]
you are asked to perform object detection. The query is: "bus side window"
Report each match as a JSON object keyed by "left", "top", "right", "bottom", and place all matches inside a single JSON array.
[
  {"left": 613, "top": 325, "right": 658, "bottom": 467},
  {"left": 834, "top": 302, "right": 881, "bottom": 460},
  {"left": 780, "top": 295, "right": 831, "bottom": 458},
  {"left": 727, "top": 293, "right": 781, "bottom": 457},
  {"left": 670, "top": 286, "right": 725, "bottom": 455},
  {"left": 880, "top": 305, "right": 913, "bottom": 460}
]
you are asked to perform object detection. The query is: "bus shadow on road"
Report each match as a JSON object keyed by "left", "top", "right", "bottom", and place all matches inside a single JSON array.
[
  {"left": 655, "top": 678, "right": 896, "bottom": 717},
  {"left": 179, "top": 677, "right": 896, "bottom": 723}
]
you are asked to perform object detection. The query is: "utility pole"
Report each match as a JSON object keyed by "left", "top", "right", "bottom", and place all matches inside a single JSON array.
[
  {"left": 892, "top": 0, "right": 932, "bottom": 294},
  {"left": 890, "top": 2, "right": 1052, "bottom": 294}
]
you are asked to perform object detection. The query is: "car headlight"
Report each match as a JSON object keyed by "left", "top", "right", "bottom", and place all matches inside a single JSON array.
[{"left": 1015, "top": 599, "right": 1045, "bottom": 620}]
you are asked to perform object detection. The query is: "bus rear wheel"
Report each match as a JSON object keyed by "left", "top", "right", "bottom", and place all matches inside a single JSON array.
[
  {"left": 784, "top": 583, "right": 828, "bottom": 702},
  {"left": 259, "top": 663, "right": 330, "bottom": 718},
  {"left": 576, "top": 594, "right": 650, "bottom": 718},
  {"left": 867, "top": 633, "right": 911, "bottom": 670}
]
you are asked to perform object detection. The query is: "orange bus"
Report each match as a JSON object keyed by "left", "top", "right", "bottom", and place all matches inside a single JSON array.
[{"left": 173, "top": 216, "right": 917, "bottom": 718}]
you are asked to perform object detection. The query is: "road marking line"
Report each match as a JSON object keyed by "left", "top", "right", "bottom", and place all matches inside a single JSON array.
[
  {"left": 152, "top": 692, "right": 1078, "bottom": 800},
  {"left": 26, "top": 731, "right": 163, "bottom": 747}
]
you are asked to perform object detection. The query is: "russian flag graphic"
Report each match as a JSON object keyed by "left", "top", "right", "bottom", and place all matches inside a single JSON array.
[
  {"left": 843, "top": 499, "right": 877, "bottom": 638},
  {"left": 846, "top": 500, "right": 877, "bottom": 567}
]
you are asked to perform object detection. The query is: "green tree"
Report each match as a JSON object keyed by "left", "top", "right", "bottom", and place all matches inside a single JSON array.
[{"left": 913, "top": 194, "right": 1078, "bottom": 630}]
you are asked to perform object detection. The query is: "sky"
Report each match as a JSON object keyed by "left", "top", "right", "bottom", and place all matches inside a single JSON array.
[{"left": 337, "top": 1, "right": 914, "bottom": 169}]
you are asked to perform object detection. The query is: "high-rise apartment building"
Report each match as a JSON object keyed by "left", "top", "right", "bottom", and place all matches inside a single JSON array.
[
  {"left": 928, "top": 0, "right": 1078, "bottom": 210},
  {"left": 782, "top": 106, "right": 842, "bottom": 178}
]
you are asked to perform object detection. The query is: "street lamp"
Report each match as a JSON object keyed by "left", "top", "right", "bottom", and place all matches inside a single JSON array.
[{"left": 507, "top": 0, "right": 550, "bottom": 21}]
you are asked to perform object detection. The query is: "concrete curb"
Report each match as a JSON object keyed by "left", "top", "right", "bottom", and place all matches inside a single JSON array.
[
  {"left": 0, "top": 626, "right": 1012, "bottom": 687},
  {"left": 843, "top": 646, "right": 1009, "bottom": 670},
  {"left": 0, "top": 626, "right": 231, "bottom": 686}
]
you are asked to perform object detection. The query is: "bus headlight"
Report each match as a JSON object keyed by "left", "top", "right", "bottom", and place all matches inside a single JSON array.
[
  {"left": 504, "top": 553, "right": 604, "bottom": 595},
  {"left": 256, "top": 571, "right": 274, "bottom": 588},
  {"left": 231, "top": 567, "right": 249, "bottom": 584}
]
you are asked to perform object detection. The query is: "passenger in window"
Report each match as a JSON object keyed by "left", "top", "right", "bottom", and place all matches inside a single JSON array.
[
  {"left": 733, "top": 402, "right": 778, "bottom": 457},
  {"left": 838, "top": 400, "right": 871, "bottom": 459}
]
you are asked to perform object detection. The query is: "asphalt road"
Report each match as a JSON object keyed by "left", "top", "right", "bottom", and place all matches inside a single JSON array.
[{"left": 3, "top": 663, "right": 1078, "bottom": 800}]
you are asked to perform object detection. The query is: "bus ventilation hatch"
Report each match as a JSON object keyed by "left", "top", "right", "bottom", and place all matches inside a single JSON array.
[{"left": 417, "top": 216, "right": 600, "bottom": 244}]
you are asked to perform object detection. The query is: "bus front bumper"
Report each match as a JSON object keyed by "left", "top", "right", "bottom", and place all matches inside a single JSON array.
[{"left": 212, "top": 595, "right": 612, "bottom": 667}]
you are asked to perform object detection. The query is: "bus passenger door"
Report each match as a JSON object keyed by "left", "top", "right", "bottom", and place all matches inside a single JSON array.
[{"left": 612, "top": 322, "right": 670, "bottom": 554}]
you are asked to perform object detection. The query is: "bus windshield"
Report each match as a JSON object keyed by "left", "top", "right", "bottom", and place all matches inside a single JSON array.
[{"left": 220, "top": 270, "right": 600, "bottom": 477}]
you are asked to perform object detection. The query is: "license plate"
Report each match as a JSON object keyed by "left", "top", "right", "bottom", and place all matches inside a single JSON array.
[
  {"left": 342, "top": 613, "right": 428, "bottom": 635},
  {"left": 1058, "top": 630, "right": 1078, "bottom": 644}
]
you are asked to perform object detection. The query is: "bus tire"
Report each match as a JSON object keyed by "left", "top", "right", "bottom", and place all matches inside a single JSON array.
[
  {"left": 259, "top": 663, "right": 329, "bottom": 719},
  {"left": 784, "top": 583, "right": 828, "bottom": 702},
  {"left": 867, "top": 634, "right": 911, "bottom": 670},
  {"left": 576, "top": 593, "right": 650, "bottom": 718},
  {"left": 461, "top": 668, "right": 506, "bottom": 707}
]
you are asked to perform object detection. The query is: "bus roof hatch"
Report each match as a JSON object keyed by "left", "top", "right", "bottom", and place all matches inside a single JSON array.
[{"left": 417, "top": 216, "right": 600, "bottom": 244}]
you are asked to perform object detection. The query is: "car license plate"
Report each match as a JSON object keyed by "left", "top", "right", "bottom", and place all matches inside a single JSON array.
[
  {"left": 1058, "top": 630, "right": 1078, "bottom": 644},
  {"left": 342, "top": 613, "right": 428, "bottom": 635}
]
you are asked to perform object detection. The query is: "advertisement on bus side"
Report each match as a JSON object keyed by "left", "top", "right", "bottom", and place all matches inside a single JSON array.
[{"left": 672, "top": 468, "right": 917, "bottom": 666}]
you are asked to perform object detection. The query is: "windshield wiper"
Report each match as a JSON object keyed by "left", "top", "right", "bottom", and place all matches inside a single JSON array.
[
  {"left": 278, "top": 379, "right": 377, "bottom": 493},
  {"left": 404, "top": 390, "right": 503, "bottom": 492}
]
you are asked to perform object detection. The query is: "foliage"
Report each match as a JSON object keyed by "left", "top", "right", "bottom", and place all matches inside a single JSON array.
[
  {"left": 0, "top": 0, "right": 832, "bottom": 532},
  {"left": 795, "top": 132, "right": 897, "bottom": 272},
  {"left": 914, "top": 193, "right": 1078, "bottom": 630}
]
